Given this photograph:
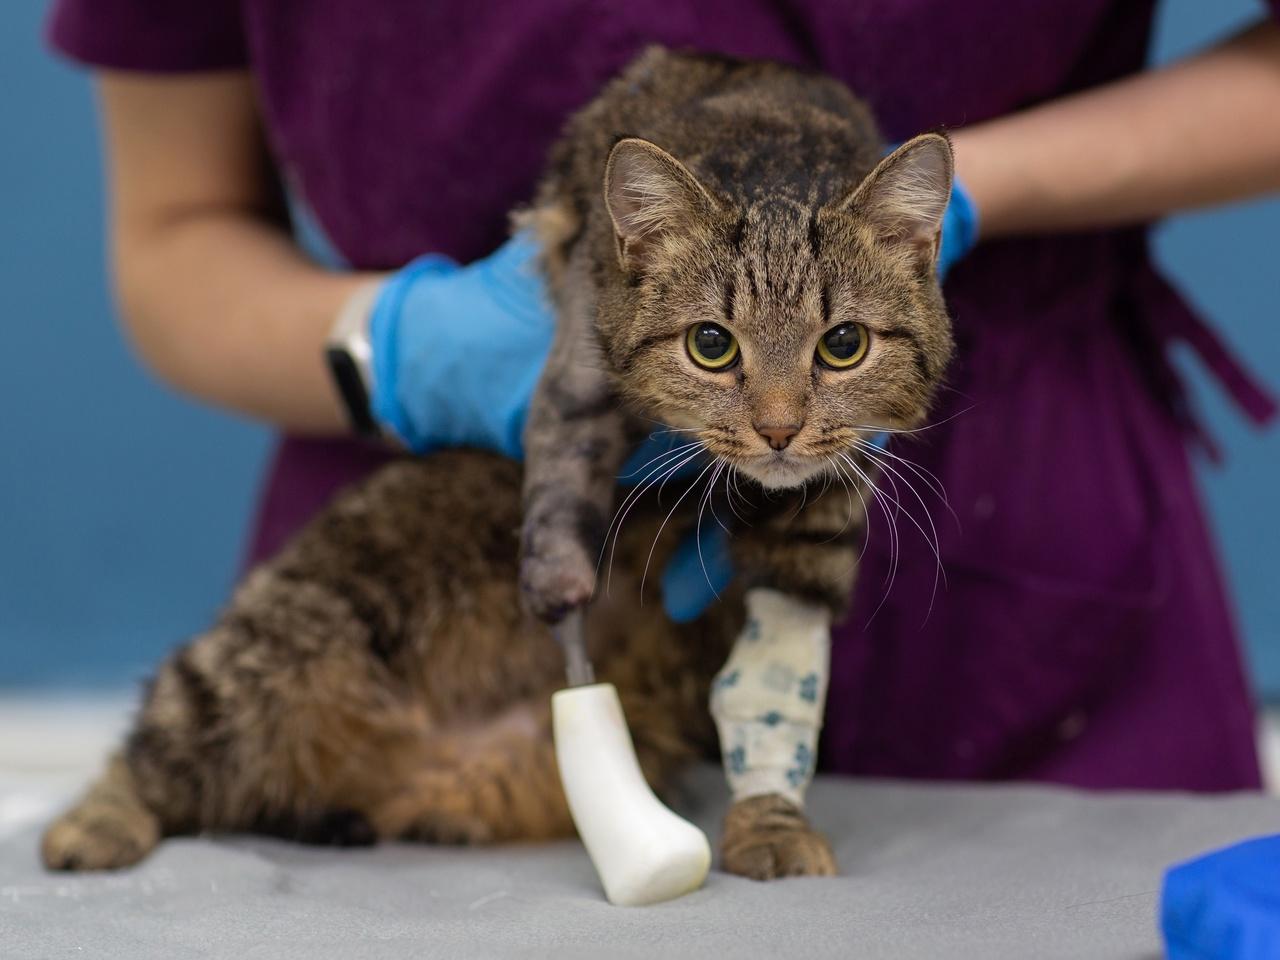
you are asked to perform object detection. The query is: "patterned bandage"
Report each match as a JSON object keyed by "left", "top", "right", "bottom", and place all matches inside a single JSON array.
[{"left": 709, "top": 588, "right": 831, "bottom": 806}]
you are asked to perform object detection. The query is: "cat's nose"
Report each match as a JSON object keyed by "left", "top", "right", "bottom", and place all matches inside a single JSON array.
[{"left": 754, "top": 422, "right": 801, "bottom": 451}]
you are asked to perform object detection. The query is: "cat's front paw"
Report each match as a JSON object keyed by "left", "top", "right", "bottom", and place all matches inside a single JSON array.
[
  {"left": 518, "top": 531, "right": 597, "bottom": 622},
  {"left": 719, "top": 793, "right": 838, "bottom": 880}
]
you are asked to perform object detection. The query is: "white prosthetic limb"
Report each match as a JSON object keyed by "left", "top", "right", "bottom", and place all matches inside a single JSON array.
[
  {"left": 553, "top": 683, "right": 711, "bottom": 906},
  {"left": 709, "top": 588, "right": 831, "bottom": 807},
  {"left": 551, "top": 612, "right": 710, "bottom": 907}
]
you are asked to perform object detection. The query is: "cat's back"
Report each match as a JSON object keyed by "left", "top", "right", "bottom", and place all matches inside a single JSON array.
[{"left": 546, "top": 46, "right": 883, "bottom": 211}]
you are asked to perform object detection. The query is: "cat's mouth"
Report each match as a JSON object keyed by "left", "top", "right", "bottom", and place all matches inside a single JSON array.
[{"left": 735, "top": 450, "right": 828, "bottom": 490}]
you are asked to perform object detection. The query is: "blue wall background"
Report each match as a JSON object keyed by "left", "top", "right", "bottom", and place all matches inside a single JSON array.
[{"left": 1, "top": 1, "right": 1277, "bottom": 692}]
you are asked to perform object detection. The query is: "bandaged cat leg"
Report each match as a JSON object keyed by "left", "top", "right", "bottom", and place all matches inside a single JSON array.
[{"left": 710, "top": 588, "right": 831, "bottom": 807}]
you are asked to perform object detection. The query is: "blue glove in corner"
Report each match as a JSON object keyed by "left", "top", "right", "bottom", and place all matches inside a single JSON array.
[
  {"left": 369, "top": 232, "right": 555, "bottom": 457},
  {"left": 1162, "top": 834, "right": 1280, "bottom": 960}
]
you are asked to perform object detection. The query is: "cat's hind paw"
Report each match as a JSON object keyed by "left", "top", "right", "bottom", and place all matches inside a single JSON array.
[{"left": 41, "top": 804, "right": 160, "bottom": 872}]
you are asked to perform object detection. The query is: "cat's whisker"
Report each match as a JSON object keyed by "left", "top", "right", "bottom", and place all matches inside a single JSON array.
[
  {"left": 602, "top": 441, "right": 701, "bottom": 565},
  {"left": 855, "top": 442, "right": 947, "bottom": 547},
  {"left": 600, "top": 443, "right": 706, "bottom": 594},
  {"left": 693, "top": 460, "right": 728, "bottom": 602},
  {"left": 603, "top": 448, "right": 703, "bottom": 596},
  {"left": 858, "top": 450, "right": 943, "bottom": 561},
  {"left": 839, "top": 453, "right": 902, "bottom": 619},
  {"left": 656, "top": 444, "right": 708, "bottom": 504},
  {"left": 851, "top": 435, "right": 948, "bottom": 500},
  {"left": 816, "top": 464, "right": 835, "bottom": 502},
  {"left": 849, "top": 405, "right": 974, "bottom": 438},
  {"left": 855, "top": 446, "right": 947, "bottom": 622},
  {"left": 639, "top": 424, "right": 705, "bottom": 440},
  {"left": 786, "top": 475, "right": 812, "bottom": 523},
  {"left": 840, "top": 454, "right": 902, "bottom": 557},
  {"left": 826, "top": 456, "right": 875, "bottom": 594},
  {"left": 606, "top": 440, "right": 707, "bottom": 578},
  {"left": 850, "top": 435, "right": 955, "bottom": 524},
  {"left": 633, "top": 415, "right": 703, "bottom": 432},
  {"left": 827, "top": 455, "right": 872, "bottom": 564},
  {"left": 616, "top": 438, "right": 704, "bottom": 479},
  {"left": 640, "top": 456, "right": 721, "bottom": 603},
  {"left": 855, "top": 446, "right": 944, "bottom": 560},
  {"left": 706, "top": 458, "right": 734, "bottom": 536},
  {"left": 725, "top": 464, "right": 752, "bottom": 526},
  {"left": 820, "top": 456, "right": 857, "bottom": 547},
  {"left": 606, "top": 445, "right": 706, "bottom": 572},
  {"left": 854, "top": 446, "right": 905, "bottom": 528},
  {"left": 649, "top": 427, "right": 704, "bottom": 437}
]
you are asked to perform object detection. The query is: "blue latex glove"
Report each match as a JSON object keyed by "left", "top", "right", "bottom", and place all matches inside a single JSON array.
[
  {"left": 369, "top": 233, "right": 555, "bottom": 457},
  {"left": 1162, "top": 834, "right": 1280, "bottom": 960},
  {"left": 662, "top": 525, "right": 736, "bottom": 623}
]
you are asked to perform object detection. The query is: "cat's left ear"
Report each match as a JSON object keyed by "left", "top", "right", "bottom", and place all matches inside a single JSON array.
[
  {"left": 839, "top": 133, "right": 954, "bottom": 270},
  {"left": 605, "top": 138, "right": 720, "bottom": 273}
]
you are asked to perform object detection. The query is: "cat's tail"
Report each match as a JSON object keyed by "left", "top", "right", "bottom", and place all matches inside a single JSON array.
[{"left": 41, "top": 752, "right": 161, "bottom": 871}]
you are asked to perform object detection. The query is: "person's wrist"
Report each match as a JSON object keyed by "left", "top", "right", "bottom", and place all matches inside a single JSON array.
[
  {"left": 949, "top": 126, "right": 1009, "bottom": 241},
  {"left": 325, "top": 279, "right": 385, "bottom": 439}
]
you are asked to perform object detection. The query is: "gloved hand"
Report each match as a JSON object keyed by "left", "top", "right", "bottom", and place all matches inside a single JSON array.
[{"left": 369, "top": 232, "right": 555, "bottom": 457}]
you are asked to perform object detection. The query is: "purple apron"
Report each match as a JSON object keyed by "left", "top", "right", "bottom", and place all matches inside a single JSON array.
[{"left": 50, "top": 0, "right": 1276, "bottom": 790}]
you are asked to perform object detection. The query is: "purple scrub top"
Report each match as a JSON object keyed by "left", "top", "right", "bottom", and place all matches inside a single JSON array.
[{"left": 50, "top": 0, "right": 1277, "bottom": 790}]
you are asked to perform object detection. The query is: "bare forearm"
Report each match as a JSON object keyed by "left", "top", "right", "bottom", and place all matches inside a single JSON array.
[
  {"left": 115, "top": 210, "right": 371, "bottom": 433},
  {"left": 953, "top": 20, "right": 1280, "bottom": 239},
  {"left": 98, "top": 72, "right": 379, "bottom": 434}
]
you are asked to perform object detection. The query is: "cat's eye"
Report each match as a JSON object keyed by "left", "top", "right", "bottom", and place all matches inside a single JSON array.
[
  {"left": 816, "top": 323, "right": 870, "bottom": 369},
  {"left": 686, "top": 323, "right": 740, "bottom": 370}
]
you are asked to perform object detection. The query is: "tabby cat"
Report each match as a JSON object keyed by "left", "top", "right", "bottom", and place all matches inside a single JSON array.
[{"left": 43, "top": 48, "right": 954, "bottom": 880}]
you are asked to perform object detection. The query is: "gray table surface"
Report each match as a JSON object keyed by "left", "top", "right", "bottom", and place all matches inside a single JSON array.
[{"left": 2, "top": 765, "right": 1276, "bottom": 959}]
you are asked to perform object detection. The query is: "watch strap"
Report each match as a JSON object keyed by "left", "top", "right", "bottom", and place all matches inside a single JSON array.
[{"left": 325, "top": 281, "right": 383, "bottom": 438}]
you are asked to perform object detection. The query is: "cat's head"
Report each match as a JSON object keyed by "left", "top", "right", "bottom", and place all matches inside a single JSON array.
[{"left": 600, "top": 133, "right": 955, "bottom": 489}]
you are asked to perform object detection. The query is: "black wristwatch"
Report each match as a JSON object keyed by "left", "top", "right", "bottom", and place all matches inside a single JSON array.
[{"left": 324, "top": 282, "right": 383, "bottom": 439}]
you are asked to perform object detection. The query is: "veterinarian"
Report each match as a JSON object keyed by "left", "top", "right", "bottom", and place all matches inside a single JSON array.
[{"left": 49, "top": 2, "right": 1280, "bottom": 790}]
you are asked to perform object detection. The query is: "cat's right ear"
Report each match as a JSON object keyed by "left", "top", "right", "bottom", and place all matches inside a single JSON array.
[{"left": 605, "top": 138, "right": 719, "bottom": 274}]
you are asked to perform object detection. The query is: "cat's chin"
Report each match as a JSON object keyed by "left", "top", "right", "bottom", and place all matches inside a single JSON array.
[{"left": 736, "top": 455, "right": 827, "bottom": 491}]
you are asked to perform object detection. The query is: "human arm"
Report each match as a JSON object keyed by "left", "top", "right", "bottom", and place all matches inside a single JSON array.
[
  {"left": 98, "top": 71, "right": 372, "bottom": 433},
  {"left": 952, "top": 19, "right": 1280, "bottom": 241},
  {"left": 99, "top": 70, "right": 561, "bottom": 448}
]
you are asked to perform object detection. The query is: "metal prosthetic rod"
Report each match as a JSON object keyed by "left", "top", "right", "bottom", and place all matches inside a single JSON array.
[
  {"left": 551, "top": 609, "right": 711, "bottom": 906},
  {"left": 554, "top": 609, "right": 595, "bottom": 688}
]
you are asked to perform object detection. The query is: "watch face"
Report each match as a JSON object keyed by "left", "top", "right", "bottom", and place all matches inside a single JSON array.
[{"left": 326, "top": 345, "right": 379, "bottom": 437}]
